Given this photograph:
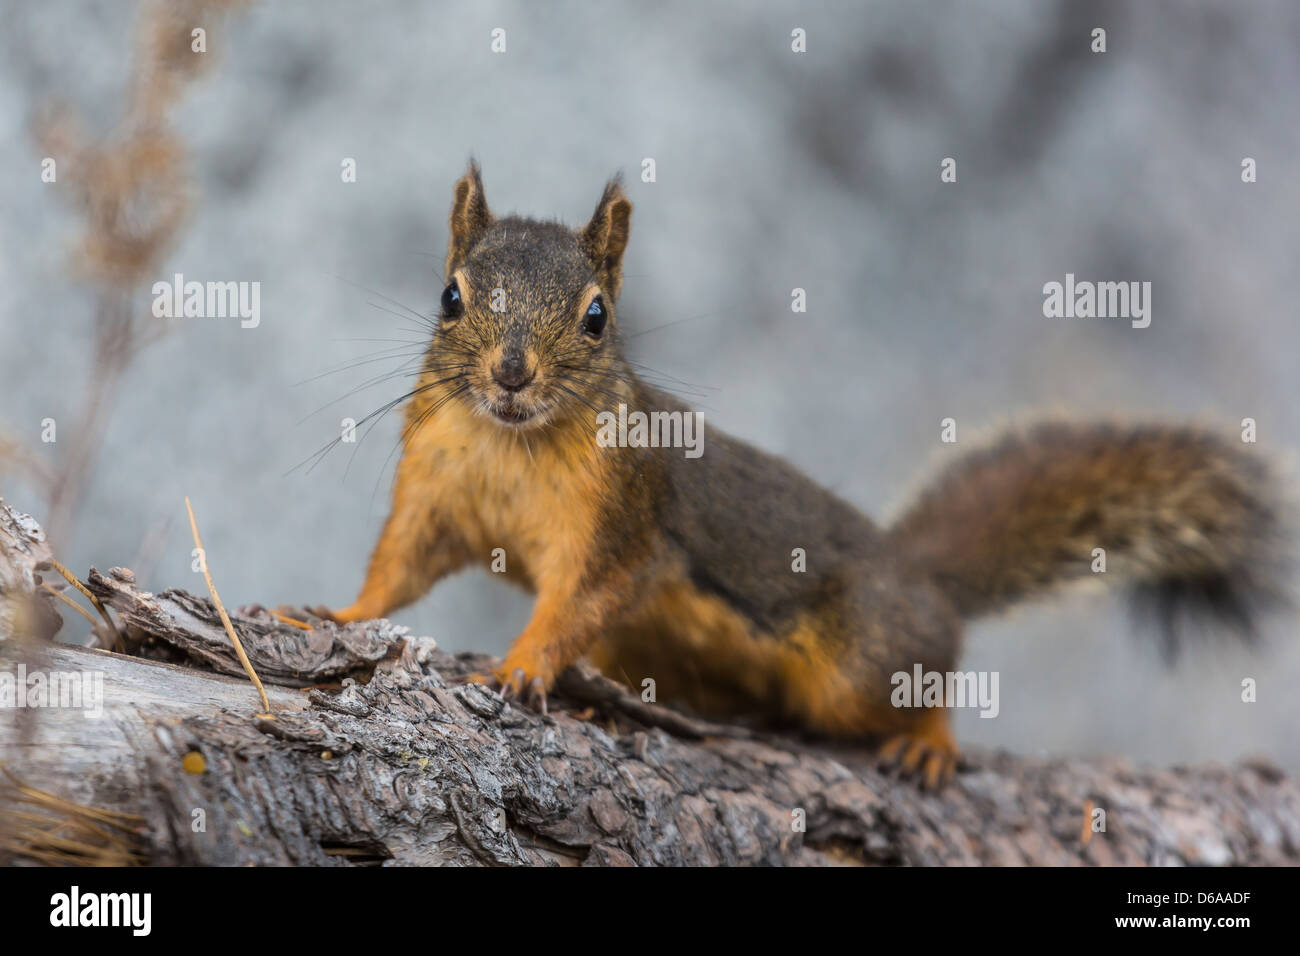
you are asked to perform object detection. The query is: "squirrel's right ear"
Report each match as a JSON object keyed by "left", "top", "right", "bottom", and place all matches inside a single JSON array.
[{"left": 445, "top": 161, "right": 494, "bottom": 275}]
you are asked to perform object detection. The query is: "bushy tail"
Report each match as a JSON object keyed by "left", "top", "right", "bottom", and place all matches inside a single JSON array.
[{"left": 887, "top": 423, "right": 1289, "bottom": 654}]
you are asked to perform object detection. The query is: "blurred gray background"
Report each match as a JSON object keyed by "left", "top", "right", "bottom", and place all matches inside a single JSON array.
[{"left": 2, "top": 0, "right": 1298, "bottom": 769}]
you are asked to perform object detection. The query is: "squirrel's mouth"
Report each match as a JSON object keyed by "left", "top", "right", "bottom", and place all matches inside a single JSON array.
[
  {"left": 485, "top": 396, "right": 543, "bottom": 427},
  {"left": 492, "top": 405, "right": 535, "bottom": 425},
  {"left": 473, "top": 381, "right": 551, "bottom": 428}
]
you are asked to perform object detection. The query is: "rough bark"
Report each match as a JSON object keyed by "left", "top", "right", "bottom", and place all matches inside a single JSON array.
[
  {"left": 0, "top": 501, "right": 59, "bottom": 643},
  {"left": 1, "top": 515, "right": 1297, "bottom": 866}
]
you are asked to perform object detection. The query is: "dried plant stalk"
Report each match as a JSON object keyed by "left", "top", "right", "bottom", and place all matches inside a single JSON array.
[{"left": 3, "top": 0, "right": 250, "bottom": 551}]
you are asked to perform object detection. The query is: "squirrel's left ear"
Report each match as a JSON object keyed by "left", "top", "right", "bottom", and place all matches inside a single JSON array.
[
  {"left": 445, "top": 161, "right": 494, "bottom": 275},
  {"left": 579, "top": 177, "right": 633, "bottom": 300}
]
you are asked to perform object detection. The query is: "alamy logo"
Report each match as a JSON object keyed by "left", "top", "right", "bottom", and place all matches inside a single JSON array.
[
  {"left": 49, "top": 886, "right": 151, "bottom": 936},
  {"left": 0, "top": 665, "right": 103, "bottom": 718},
  {"left": 151, "top": 273, "right": 261, "bottom": 328},
  {"left": 1042, "top": 273, "right": 1151, "bottom": 328},
  {"left": 891, "top": 665, "right": 999, "bottom": 718},
  {"left": 595, "top": 403, "right": 704, "bottom": 459}
]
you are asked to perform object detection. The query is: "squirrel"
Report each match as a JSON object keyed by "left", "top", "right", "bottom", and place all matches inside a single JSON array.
[{"left": 319, "top": 162, "right": 1287, "bottom": 788}]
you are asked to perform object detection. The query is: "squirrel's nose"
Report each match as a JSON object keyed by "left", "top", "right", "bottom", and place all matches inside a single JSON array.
[{"left": 492, "top": 353, "right": 534, "bottom": 392}]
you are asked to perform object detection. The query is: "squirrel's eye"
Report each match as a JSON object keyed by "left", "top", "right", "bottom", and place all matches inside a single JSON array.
[
  {"left": 440, "top": 280, "right": 463, "bottom": 319},
  {"left": 582, "top": 296, "right": 607, "bottom": 339}
]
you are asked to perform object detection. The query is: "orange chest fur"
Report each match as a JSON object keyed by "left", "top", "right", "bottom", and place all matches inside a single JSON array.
[{"left": 403, "top": 399, "right": 607, "bottom": 590}]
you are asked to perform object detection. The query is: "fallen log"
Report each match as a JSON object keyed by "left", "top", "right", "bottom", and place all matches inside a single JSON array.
[{"left": 0, "top": 507, "right": 1297, "bottom": 866}]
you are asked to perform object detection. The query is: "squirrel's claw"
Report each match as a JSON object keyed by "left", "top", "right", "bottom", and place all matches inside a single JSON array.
[
  {"left": 498, "top": 668, "right": 549, "bottom": 714},
  {"left": 528, "top": 676, "right": 549, "bottom": 715},
  {"left": 498, "top": 667, "right": 526, "bottom": 700}
]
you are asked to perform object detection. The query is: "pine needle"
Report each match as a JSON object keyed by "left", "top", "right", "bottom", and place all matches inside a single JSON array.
[
  {"left": 40, "top": 582, "right": 97, "bottom": 627},
  {"left": 48, "top": 557, "right": 120, "bottom": 647},
  {"left": 183, "top": 496, "right": 271, "bottom": 715}
]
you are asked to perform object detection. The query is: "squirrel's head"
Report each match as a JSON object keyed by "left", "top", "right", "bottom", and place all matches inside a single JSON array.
[{"left": 425, "top": 162, "right": 633, "bottom": 430}]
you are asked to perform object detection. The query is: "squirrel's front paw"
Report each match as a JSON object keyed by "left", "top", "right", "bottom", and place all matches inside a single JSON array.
[
  {"left": 317, "top": 602, "right": 375, "bottom": 624},
  {"left": 496, "top": 658, "right": 553, "bottom": 717},
  {"left": 465, "top": 652, "right": 554, "bottom": 714},
  {"left": 294, "top": 604, "right": 342, "bottom": 624},
  {"left": 877, "top": 710, "right": 960, "bottom": 790}
]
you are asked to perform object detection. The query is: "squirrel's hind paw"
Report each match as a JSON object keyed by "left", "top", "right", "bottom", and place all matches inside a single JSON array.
[{"left": 878, "top": 711, "right": 959, "bottom": 790}]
